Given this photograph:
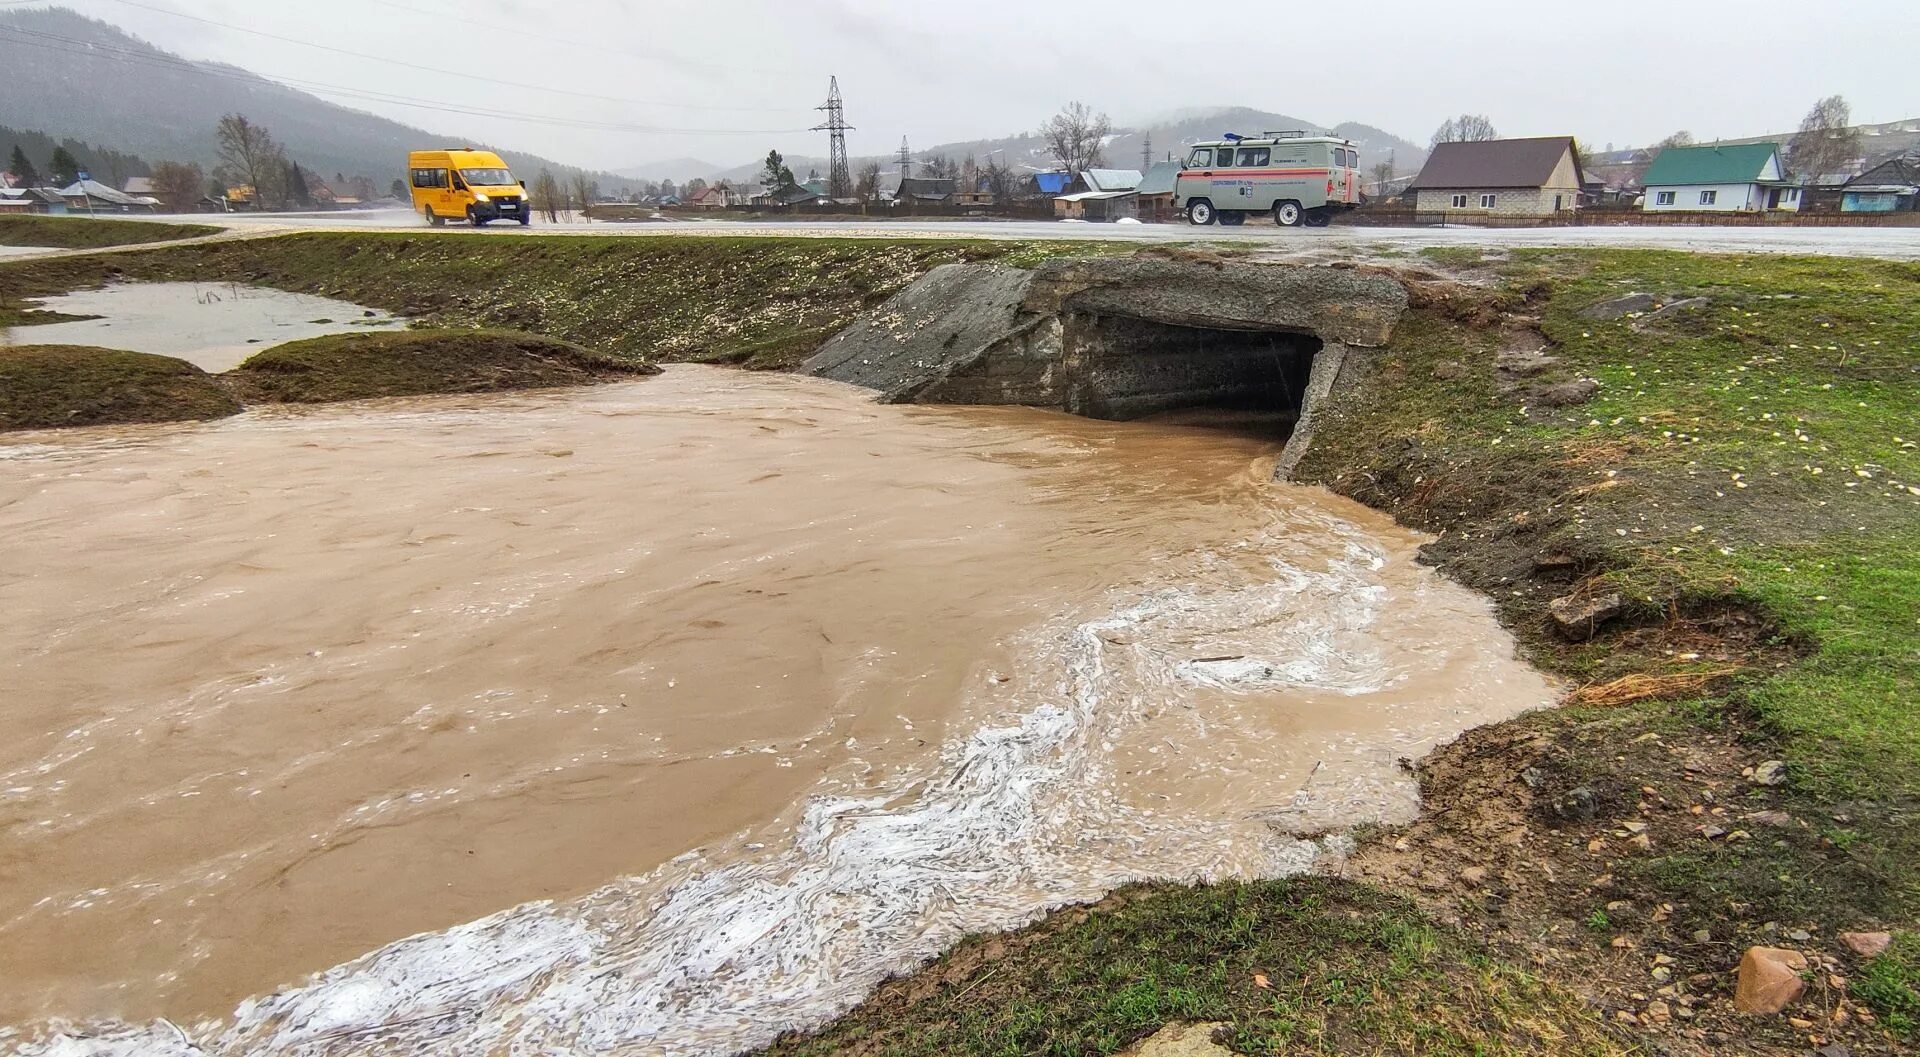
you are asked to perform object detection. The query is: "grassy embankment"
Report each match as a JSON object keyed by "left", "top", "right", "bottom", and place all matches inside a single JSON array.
[
  {"left": 0, "top": 213, "right": 220, "bottom": 250},
  {"left": 768, "top": 249, "right": 1920, "bottom": 1056},
  {"left": 0, "top": 233, "right": 1105, "bottom": 429},
  {"left": 0, "top": 345, "right": 239, "bottom": 430},
  {"left": 0, "top": 231, "right": 1101, "bottom": 364}
]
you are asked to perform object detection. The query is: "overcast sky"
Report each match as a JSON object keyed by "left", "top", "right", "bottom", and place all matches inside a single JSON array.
[{"left": 48, "top": 0, "right": 1920, "bottom": 170}]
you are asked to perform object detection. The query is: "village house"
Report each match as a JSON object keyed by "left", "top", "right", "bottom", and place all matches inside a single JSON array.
[
  {"left": 1053, "top": 168, "right": 1144, "bottom": 221},
  {"left": 895, "top": 177, "right": 955, "bottom": 206},
  {"left": 1640, "top": 142, "right": 1800, "bottom": 212},
  {"left": 1410, "top": 136, "right": 1585, "bottom": 218},
  {"left": 1024, "top": 171, "right": 1073, "bottom": 200},
  {"left": 684, "top": 183, "right": 732, "bottom": 210},
  {"left": 1839, "top": 154, "right": 1920, "bottom": 213},
  {"left": 1134, "top": 161, "right": 1181, "bottom": 222},
  {"left": 58, "top": 178, "right": 157, "bottom": 213},
  {"left": 0, "top": 186, "right": 70, "bottom": 214}
]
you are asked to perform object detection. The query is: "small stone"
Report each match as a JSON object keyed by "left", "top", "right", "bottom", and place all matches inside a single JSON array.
[
  {"left": 1611, "top": 936, "right": 1637, "bottom": 949},
  {"left": 1747, "top": 810, "right": 1795, "bottom": 827},
  {"left": 1734, "top": 946, "right": 1808, "bottom": 1014},
  {"left": 1788, "top": 1016, "right": 1814, "bottom": 1029},
  {"left": 1787, "top": 929, "right": 1811, "bottom": 942},
  {"left": 1548, "top": 591, "right": 1626, "bottom": 641},
  {"left": 1651, "top": 966, "right": 1673, "bottom": 983},
  {"left": 1700, "top": 824, "right": 1728, "bottom": 839},
  {"left": 1587, "top": 838, "right": 1607, "bottom": 853},
  {"left": 1614, "top": 1009, "right": 1640, "bottom": 1025},
  {"left": 1460, "top": 866, "right": 1490, "bottom": 887},
  {"left": 1116, "top": 1021, "right": 1234, "bottom": 1057},
  {"left": 1645, "top": 1000, "right": 1672, "bottom": 1022},
  {"left": 1628, "top": 832, "right": 1653, "bottom": 852},
  {"left": 1653, "top": 954, "right": 1676, "bottom": 966},
  {"left": 1814, "top": 1045, "right": 1852, "bottom": 1057},
  {"left": 1692, "top": 929, "right": 1713, "bottom": 944},
  {"left": 1621, "top": 821, "right": 1649, "bottom": 834},
  {"left": 1752, "top": 760, "right": 1788, "bottom": 786},
  {"left": 1580, "top": 292, "right": 1658, "bottom": 320},
  {"left": 1838, "top": 931, "right": 1892, "bottom": 958}
]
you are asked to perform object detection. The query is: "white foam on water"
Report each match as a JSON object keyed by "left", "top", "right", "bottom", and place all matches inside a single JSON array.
[{"left": 12, "top": 523, "right": 1480, "bottom": 1057}]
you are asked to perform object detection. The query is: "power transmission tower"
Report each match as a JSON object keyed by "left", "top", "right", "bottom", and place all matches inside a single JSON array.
[
  {"left": 896, "top": 136, "right": 912, "bottom": 184},
  {"left": 813, "top": 76, "right": 854, "bottom": 199},
  {"left": 1140, "top": 133, "right": 1153, "bottom": 171}
]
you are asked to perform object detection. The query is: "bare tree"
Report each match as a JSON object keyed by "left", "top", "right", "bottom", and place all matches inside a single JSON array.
[
  {"left": 532, "top": 168, "right": 561, "bottom": 223},
  {"left": 215, "top": 114, "right": 285, "bottom": 210},
  {"left": 1657, "top": 131, "right": 1696, "bottom": 149},
  {"left": 148, "top": 161, "right": 204, "bottom": 212},
  {"left": 1041, "top": 101, "right": 1112, "bottom": 174},
  {"left": 982, "top": 158, "right": 1021, "bottom": 207},
  {"left": 1430, "top": 114, "right": 1499, "bottom": 149},
  {"left": 569, "top": 172, "right": 594, "bottom": 219},
  {"left": 1369, "top": 151, "right": 1396, "bottom": 196},
  {"left": 855, "top": 160, "right": 884, "bottom": 202},
  {"left": 1787, "top": 95, "right": 1862, "bottom": 181}
]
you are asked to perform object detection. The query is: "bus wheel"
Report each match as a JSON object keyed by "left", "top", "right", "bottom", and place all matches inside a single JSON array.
[
  {"left": 469, "top": 207, "right": 488, "bottom": 227},
  {"left": 1186, "top": 199, "right": 1216, "bottom": 225},
  {"left": 1303, "top": 209, "right": 1332, "bottom": 227},
  {"left": 519, "top": 213, "right": 531, "bottom": 226},
  {"left": 1273, "top": 200, "right": 1303, "bottom": 227}
]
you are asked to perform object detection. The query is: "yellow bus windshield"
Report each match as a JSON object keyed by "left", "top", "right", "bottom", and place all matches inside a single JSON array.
[{"left": 460, "top": 168, "right": 516, "bottom": 187}]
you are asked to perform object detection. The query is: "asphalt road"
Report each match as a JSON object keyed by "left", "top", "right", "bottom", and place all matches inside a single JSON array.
[
  {"left": 13, "top": 209, "right": 1920, "bottom": 261},
  {"left": 201, "top": 209, "right": 1920, "bottom": 260}
]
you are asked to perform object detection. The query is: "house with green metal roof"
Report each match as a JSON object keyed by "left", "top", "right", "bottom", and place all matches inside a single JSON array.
[{"left": 1640, "top": 142, "right": 1802, "bottom": 213}]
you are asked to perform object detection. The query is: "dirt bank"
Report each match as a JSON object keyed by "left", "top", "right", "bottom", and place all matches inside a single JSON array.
[
  {"left": 224, "top": 329, "right": 654, "bottom": 403},
  {"left": 0, "top": 345, "right": 239, "bottom": 430},
  {"left": 1, "top": 330, "right": 653, "bottom": 431}
]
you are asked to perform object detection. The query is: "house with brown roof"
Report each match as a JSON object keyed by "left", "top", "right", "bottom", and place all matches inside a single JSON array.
[{"left": 1410, "top": 136, "right": 1585, "bottom": 218}]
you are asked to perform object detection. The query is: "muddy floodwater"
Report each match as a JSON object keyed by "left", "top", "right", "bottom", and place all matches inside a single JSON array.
[
  {"left": 2, "top": 282, "right": 404, "bottom": 370},
  {"left": 0, "top": 368, "right": 1555, "bottom": 1056}
]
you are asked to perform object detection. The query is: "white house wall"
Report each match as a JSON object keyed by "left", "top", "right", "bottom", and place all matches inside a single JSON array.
[{"left": 1642, "top": 182, "right": 1763, "bottom": 212}]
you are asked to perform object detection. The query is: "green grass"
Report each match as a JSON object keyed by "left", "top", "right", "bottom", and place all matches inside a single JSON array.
[
  {"left": 765, "top": 879, "right": 1620, "bottom": 1057},
  {"left": 1857, "top": 933, "right": 1920, "bottom": 1037},
  {"left": 0, "top": 213, "right": 219, "bottom": 250},
  {"left": 0, "top": 345, "right": 240, "bottom": 430},
  {"left": 225, "top": 328, "right": 655, "bottom": 403}
]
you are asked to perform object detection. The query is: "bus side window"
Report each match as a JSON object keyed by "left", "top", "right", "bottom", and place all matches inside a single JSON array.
[
  {"left": 411, "top": 168, "right": 446, "bottom": 189},
  {"left": 1237, "top": 147, "right": 1270, "bottom": 167}
]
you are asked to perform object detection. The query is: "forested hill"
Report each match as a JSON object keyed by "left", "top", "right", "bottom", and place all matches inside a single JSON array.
[{"left": 0, "top": 7, "right": 632, "bottom": 193}]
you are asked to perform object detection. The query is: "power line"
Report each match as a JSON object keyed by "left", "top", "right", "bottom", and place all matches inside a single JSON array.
[
  {"left": 102, "top": 0, "right": 813, "bottom": 115},
  {"left": 0, "top": 25, "right": 809, "bottom": 137},
  {"left": 812, "top": 77, "right": 852, "bottom": 198}
]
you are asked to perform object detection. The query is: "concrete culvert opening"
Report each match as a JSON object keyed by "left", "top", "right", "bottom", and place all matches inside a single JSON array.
[{"left": 1061, "top": 312, "right": 1322, "bottom": 437}]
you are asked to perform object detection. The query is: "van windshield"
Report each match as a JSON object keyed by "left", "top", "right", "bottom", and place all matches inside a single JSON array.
[{"left": 460, "top": 168, "right": 517, "bottom": 187}]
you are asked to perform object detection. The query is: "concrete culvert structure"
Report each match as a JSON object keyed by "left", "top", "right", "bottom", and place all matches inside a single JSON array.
[{"left": 802, "top": 256, "right": 1407, "bottom": 474}]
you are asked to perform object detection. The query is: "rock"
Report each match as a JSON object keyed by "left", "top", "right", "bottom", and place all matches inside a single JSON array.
[
  {"left": 1116, "top": 1021, "right": 1234, "bottom": 1057},
  {"left": 1548, "top": 591, "right": 1627, "bottom": 640},
  {"left": 1838, "top": 931, "right": 1892, "bottom": 959},
  {"left": 1628, "top": 832, "right": 1653, "bottom": 852},
  {"left": 1548, "top": 786, "right": 1599, "bottom": 821},
  {"left": 1746, "top": 810, "right": 1796, "bottom": 828},
  {"left": 1524, "top": 377, "right": 1601, "bottom": 408},
  {"left": 1631, "top": 297, "right": 1713, "bottom": 330},
  {"left": 1579, "top": 292, "right": 1658, "bottom": 320},
  {"left": 1752, "top": 760, "right": 1788, "bottom": 786},
  {"left": 1815, "top": 1044, "right": 1852, "bottom": 1057},
  {"left": 1460, "top": 866, "right": 1490, "bottom": 887},
  {"left": 1734, "top": 946, "right": 1808, "bottom": 1014},
  {"left": 1692, "top": 929, "right": 1713, "bottom": 944}
]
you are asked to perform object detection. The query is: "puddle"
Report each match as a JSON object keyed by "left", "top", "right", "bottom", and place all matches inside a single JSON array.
[{"left": 2, "top": 283, "right": 406, "bottom": 371}]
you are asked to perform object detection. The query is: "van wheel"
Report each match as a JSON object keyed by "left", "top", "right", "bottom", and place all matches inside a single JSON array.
[
  {"left": 1219, "top": 210, "right": 1246, "bottom": 226},
  {"left": 1273, "top": 200, "right": 1303, "bottom": 227},
  {"left": 519, "top": 213, "right": 531, "bottom": 226},
  {"left": 469, "top": 207, "right": 488, "bottom": 227},
  {"left": 1186, "top": 199, "right": 1216, "bottom": 225},
  {"left": 1303, "top": 209, "right": 1332, "bottom": 228},
  {"left": 425, "top": 207, "right": 444, "bottom": 227}
]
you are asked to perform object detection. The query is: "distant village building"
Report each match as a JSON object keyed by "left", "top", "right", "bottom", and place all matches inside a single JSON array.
[
  {"left": 122, "top": 176, "right": 157, "bottom": 197},
  {"left": 1024, "top": 171, "right": 1073, "bottom": 199},
  {"left": 1410, "top": 137, "right": 1585, "bottom": 217},
  {"left": 1134, "top": 161, "right": 1182, "bottom": 222},
  {"left": 0, "top": 186, "right": 70, "bottom": 214},
  {"left": 895, "top": 177, "right": 956, "bottom": 206},
  {"left": 1064, "top": 169, "right": 1143, "bottom": 195},
  {"left": 1839, "top": 155, "right": 1920, "bottom": 213},
  {"left": 58, "top": 179, "right": 158, "bottom": 213},
  {"left": 1640, "top": 143, "right": 1800, "bottom": 212},
  {"left": 1053, "top": 168, "right": 1144, "bottom": 221}
]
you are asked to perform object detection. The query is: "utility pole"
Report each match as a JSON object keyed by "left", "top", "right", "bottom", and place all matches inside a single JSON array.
[
  {"left": 897, "top": 136, "right": 913, "bottom": 184},
  {"left": 813, "top": 76, "right": 854, "bottom": 199}
]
